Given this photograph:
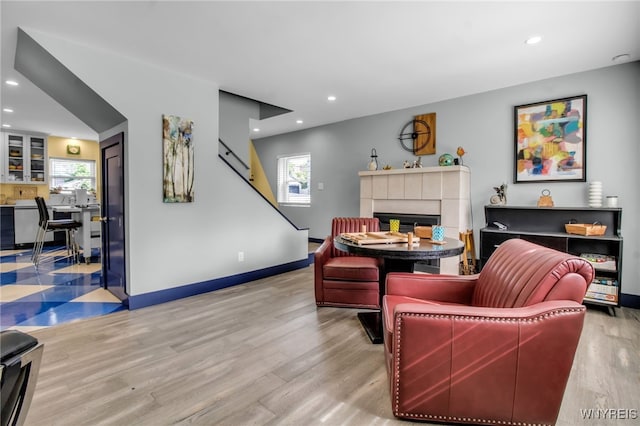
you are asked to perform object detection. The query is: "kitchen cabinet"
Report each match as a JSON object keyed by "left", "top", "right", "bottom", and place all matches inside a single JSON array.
[
  {"left": 480, "top": 205, "right": 623, "bottom": 311},
  {"left": 2, "top": 132, "right": 48, "bottom": 184},
  {"left": 0, "top": 207, "right": 15, "bottom": 249},
  {"left": 12, "top": 206, "right": 83, "bottom": 248},
  {"left": 13, "top": 206, "right": 52, "bottom": 246}
]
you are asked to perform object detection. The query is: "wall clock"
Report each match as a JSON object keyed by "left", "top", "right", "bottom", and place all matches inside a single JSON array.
[{"left": 397, "top": 113, "right": 436, "bottom": 155}]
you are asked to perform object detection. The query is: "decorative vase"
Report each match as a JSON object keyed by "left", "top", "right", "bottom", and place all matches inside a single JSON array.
[{"left": 588, "top": 181, "right": 602, "bottom": 207}]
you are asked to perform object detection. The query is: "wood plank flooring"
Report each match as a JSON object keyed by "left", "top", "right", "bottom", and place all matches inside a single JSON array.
[{"left": 24, "top": 264, "right": 640, "bottom": 425}]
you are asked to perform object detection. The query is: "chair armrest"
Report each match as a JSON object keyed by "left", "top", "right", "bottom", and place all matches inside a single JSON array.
[
  {"left": 314, "top": 237, "right": 332, "bottom": 302},
  {"left": 314, "top": 236, "right": 332, "bottom": 267},
  {"left": 385, "top": 272, "right": 478, "bottom": 305},
  {"left": 388, "top": 300, "right": 586, "bottom": 423}
]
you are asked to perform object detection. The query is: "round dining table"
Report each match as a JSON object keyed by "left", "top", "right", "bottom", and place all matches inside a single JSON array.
[{"left": 334, "top": 234, "right": 465, "bottom": 344}]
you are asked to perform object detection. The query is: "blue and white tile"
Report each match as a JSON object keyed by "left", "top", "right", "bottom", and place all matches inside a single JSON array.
[{"left": 0, "top": 248, "right": 124, "bottom": 331}]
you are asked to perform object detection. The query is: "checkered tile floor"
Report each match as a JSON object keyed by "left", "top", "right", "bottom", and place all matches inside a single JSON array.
[{"left": 0, "top": 248, "right": 125, "bottom": 332}]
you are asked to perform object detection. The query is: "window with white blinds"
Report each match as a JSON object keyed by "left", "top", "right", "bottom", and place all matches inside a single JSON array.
[
  {"left": 49, "top": 158, "right": 96, "bottom": 193},
  {"left": 277, "top": 153, "right": 311, "bottom": 205}
]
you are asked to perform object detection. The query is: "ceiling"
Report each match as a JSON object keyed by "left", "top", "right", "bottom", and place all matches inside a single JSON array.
[{"left": 1, "top": 1, "right": 639, "bottom": 141}]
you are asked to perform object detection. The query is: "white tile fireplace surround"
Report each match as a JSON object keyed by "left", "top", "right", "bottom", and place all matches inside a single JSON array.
[{"left": 359, "top": 165, "right": 471, "bottom": 274}]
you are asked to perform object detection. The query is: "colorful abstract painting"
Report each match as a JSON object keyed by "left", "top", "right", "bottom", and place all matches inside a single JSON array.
[
  {"left": 514, "top": 95, "right": 587, "bottom": 183},
  {"left": 163, "top": 115, "right": 194, "bottom": 202}
]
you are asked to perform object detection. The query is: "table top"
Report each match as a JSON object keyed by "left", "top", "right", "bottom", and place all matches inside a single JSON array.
[{"left": 334, "top": 235, "right": 464, "bottom": 260}]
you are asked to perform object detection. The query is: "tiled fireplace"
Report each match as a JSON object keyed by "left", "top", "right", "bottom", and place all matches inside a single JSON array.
[{"left": 359, "top": 166, "right": 471, "bottom": 274}]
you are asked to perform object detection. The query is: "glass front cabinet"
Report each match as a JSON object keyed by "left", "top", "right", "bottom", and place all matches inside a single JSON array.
[{"left": 2, "top": 133, "right": 48, "bottom": 184}]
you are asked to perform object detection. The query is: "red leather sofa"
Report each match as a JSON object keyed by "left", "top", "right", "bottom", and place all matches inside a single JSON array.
[
  {"left": 382, "top": 238, "right": 594, "bottom": 425},
  {"left": 315, "top": 217, "right": 381, "bottom": 309}
]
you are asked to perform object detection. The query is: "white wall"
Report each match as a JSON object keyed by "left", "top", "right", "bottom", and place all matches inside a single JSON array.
[
  {"left": 27, "top": 29, "right": 308, "bottom": 297},
  {"left": 255, "top": 62, "right": 640, "bottom": 298}
]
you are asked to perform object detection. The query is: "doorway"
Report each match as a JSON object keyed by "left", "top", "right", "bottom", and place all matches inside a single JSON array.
[{"left": 100, "top": 132, "right": 127, "bottom": 303}]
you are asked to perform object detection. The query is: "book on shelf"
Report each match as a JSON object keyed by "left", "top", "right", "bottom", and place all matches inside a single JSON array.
[
  {"left": 580, "top": 253, "right": 617, "bottom": 271},
  {"left": 584, "top": 277, "right": 619, "bottom": 304},
  {"left": 584, "top": 291, "right": 618, "bottom": 304}
]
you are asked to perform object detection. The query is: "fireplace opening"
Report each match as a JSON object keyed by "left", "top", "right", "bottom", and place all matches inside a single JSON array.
[
  {"left": 374, "top": 212, "right": 440, "bottom": 232},
  {"left": 373, "top": 212, "right": 441, "bottom": 273}
]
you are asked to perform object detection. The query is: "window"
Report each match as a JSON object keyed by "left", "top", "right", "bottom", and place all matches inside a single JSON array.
[
  {"left": 277, "top": 153, "right": 311, "bottom": 205},
  {"left": 49, "top": 158, "right": 96, "bottom": 193}
]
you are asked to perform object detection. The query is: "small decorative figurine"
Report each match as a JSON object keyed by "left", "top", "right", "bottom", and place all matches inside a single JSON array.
[
  {"left": 490, "top": 183, "right": 508, "bottom": 205},
  {"left": 456, "top": 146, "right": 466, "bottom": 165},
  {"left": 438, "top": 153, "right": 454, "bottom": 166}
]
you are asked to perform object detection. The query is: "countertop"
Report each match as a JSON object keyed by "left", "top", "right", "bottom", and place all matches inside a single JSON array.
[{"left": 1, "top": 204, "right": 100, "bottom": 209}]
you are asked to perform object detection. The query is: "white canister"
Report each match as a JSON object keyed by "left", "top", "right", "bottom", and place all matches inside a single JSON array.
[
  {"left": 588, "top": 181, "right": 603, "bottom": 207},
  {"left": 606, "top": 196, "right": 618, "bottom": 207}
]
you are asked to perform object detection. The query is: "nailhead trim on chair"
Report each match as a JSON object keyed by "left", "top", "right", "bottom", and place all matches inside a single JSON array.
[{"left": 392, "top": 307, "right": 585, "bottom": 426}]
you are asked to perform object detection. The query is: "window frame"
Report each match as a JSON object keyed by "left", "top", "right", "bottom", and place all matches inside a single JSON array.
[
  {"left": 48, "top": 157, "right": 97, "bottom": 194},
  {"left": 276, "top": 152, "right": 311, "bottom": 206}
]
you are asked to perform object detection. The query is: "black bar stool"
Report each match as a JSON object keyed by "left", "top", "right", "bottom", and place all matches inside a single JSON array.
[{"left": 32, "top": 197, "right": 82, "bottom": 266}]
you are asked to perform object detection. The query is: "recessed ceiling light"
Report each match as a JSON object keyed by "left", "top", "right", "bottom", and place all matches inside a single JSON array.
[
  {"left": 5, "top": 80, "right": 19, "bottom": 86},
  {"left": 525, "top": 36, "right": 542, "bottom": 45},
  {"left": 296, "top": 119, "right": 303, "bottom": 124},
  {"left": 327, "top": 95, "right": 337, "bottom": 102},
  {"left": 3, "top": 108, "right": 14, "bottom": 113},
  {"left": 612, "top": 53, "right": 630, "bottom": 63},
  {"left": 253, "top": 128, "right": 260, "bottom": 132},
  {"left": 2, "top": 124, "right": 11, "bottom": 128}
]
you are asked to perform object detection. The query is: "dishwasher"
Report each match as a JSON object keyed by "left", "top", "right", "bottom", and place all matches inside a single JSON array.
[{"left": 14, "top": 205, "right": 53, "bottom": 246}]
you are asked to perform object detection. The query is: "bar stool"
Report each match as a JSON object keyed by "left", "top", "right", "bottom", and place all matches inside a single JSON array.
[
  {"left": 32, "top": 197, "right": 82, "bottom": 266},
  {"left": 459, "top": 229, "right": 477, "bottom": 275}
]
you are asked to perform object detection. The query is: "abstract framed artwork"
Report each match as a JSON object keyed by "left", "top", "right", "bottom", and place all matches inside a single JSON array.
[
  {"left": 163, "top": 114, "right": 194, "bottom": 202},
  {"left": 514, "top": 95, "right": 587, "bottom": 183}
]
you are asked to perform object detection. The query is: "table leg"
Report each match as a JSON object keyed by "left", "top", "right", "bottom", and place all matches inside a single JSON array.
[
  {"left": 72, "top": 209, "right": 93, "bottom": 263},
  {"left": 82, "top": 209, "right": 91, "bottom": 263},
  {"left": 357, "top": 312, "right": 383, "bottom": 344},
  {"left": 359, "top": 258, "right": 415, "bottom": 344}
]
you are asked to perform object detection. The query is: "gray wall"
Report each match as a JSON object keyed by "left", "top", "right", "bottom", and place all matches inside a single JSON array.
[
  {"left": 254, "top": 62, "right": 640, "bottom": 297},
  {"left": 219, "top": 91, "right": 259, "bottom": 168}
]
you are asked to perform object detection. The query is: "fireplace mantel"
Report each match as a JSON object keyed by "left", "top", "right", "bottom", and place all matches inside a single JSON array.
[{"left": 359, "top": 165, "right": 471, "bottom": 274}]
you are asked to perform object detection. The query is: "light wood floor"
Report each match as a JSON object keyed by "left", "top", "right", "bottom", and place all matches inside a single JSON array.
[{"left": 24, "top": 264, "right": 639, "bottom": 426}]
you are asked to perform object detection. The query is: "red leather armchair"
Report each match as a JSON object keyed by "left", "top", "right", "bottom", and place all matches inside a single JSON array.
[
  {"left": 315, "top": 217, "right": 381, "bottom": 309},
  {"left": 382, "top": 238, "right": 594, "bottom": 425}
]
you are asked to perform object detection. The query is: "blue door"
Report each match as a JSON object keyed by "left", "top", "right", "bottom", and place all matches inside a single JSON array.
[{"left": 100, "top": 132, "right": 127, "bottom": 303}]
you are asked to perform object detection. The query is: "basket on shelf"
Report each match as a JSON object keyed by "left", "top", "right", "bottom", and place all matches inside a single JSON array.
[{"left": 564, "top": 221, "right": 607, "bottom": 236}]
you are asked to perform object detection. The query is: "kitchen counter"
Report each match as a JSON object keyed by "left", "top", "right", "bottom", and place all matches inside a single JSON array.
[
  {"left": 2, "top": 204, "right": 101, "bottom": 262},
  {"left": 52, "top": 205, "right": 101, "bottom": 263}
]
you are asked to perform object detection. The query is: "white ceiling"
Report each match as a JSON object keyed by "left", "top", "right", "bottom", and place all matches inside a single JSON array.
[{"left": 1, "top": 1, "right": 639, "bottom": 141}]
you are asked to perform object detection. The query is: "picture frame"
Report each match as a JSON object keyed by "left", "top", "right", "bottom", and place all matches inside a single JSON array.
[
  {"left": 514, "top": 95, "right": 587, "bottom": 183},
  {"left": 162, "top": 114, "right": 194, "bottom": 203},
  {"left": 66, "top": 144, "right": 81, "bottom": 155}
]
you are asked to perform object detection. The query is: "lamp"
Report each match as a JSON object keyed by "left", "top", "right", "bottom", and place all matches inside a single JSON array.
[{"left": 368, "top": 148, "right": 378, "bottom": 171}]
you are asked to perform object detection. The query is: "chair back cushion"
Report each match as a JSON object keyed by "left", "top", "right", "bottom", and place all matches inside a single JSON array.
[
  {"left": 34, "top": 196, "right": 49, "bottom": 224},
  {"left": 331, "top": 217, "right": 380, "bottom": 257},
  {"left": 473, "top": 239, "right": 594, "bottom": 308}
]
